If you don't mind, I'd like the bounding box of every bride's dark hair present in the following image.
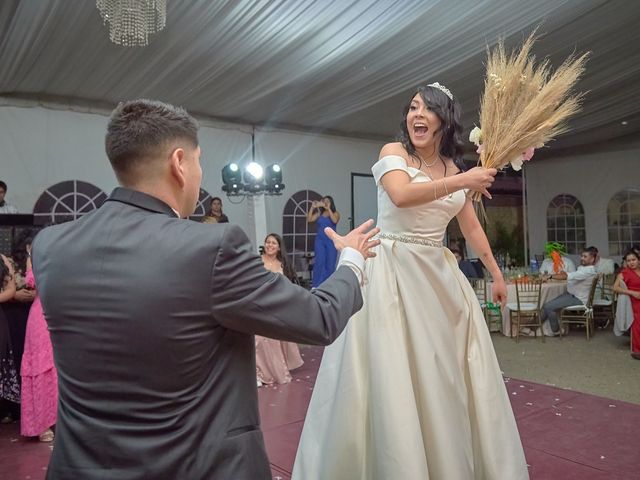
[397,84,466,174]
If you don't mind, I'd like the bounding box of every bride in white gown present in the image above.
[292,83,529,479]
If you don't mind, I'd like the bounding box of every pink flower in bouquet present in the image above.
[522,147,535,161]
[470,126,537,171]
[510,147,536,171]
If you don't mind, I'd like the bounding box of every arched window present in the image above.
[33,180,107,225]
[546,194,585,254]
[607,188,640,256]
[282,190,322,279]
[189,188,214,221]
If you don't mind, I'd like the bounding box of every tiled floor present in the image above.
[2,345,638,479]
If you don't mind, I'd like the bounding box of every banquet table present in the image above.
[486,280,568,336]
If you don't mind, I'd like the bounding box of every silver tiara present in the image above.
[427,82,453,101]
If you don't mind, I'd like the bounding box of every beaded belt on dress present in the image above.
[376,232,443,248]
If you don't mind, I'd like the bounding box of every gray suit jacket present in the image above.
[33,187,363,480]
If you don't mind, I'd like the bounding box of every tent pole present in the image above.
[522,166,529,267]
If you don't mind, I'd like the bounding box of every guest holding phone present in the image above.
[307,196,340,287]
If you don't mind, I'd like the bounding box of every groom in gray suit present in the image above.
[32,99,379,480]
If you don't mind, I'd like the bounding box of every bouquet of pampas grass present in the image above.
[469,32,588,201]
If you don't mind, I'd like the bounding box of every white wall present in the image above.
[526,144,640,259]
[1,105,117,207]
[255,128,380,236]
[7,103,637,258]
[0,103,381,242]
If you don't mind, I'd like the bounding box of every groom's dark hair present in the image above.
[106,99,199,183]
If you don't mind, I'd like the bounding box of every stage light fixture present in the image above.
[221,163,241,194]
[244,162,264,180]
[243,162,265,193]
[265,163,284,194]
[220,161,284,196]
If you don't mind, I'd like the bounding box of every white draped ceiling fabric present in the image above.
[0,0,639,154]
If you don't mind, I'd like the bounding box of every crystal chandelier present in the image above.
[96,0,166,47]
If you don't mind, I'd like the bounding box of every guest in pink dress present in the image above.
[256,234,304,386]
[20,252,57,442]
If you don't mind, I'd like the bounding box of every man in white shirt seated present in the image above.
[539,254,576,274]
[540,247,598,335]
[0,181,18,214]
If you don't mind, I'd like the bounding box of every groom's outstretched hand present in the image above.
[325,219,380,259]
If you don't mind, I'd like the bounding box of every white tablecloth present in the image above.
[487,280,567,336]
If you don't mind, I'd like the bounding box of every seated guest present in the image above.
[0,181,18,214]
[620,245,640,269]
[255,233,304,386]
[613,250,640,359]
[540,247,598,336]
[539,255,576,274]
[450,246,481,279]
[201,197,229,224]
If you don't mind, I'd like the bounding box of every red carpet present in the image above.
[1,345,638,479]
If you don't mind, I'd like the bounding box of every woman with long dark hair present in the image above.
[202,197,229,224]
[614,250,640,359]
[261,233,298,283]
[6,230,37,366]
[255,234,304,386]
[294,83,528,479]
[307,195,340,287]
[0,254,19,411]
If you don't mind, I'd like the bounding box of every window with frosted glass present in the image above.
[546,194,585,254]
[607,188,640,256]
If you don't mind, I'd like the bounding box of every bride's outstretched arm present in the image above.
[378,145,496,208]
[456,200,507,304]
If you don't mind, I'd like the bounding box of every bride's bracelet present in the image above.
[434,178,450,201]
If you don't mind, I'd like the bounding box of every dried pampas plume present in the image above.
[473,31,589,200]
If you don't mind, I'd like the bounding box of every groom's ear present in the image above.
[168,147,187,190]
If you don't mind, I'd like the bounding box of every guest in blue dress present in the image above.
[307,196,340,287]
